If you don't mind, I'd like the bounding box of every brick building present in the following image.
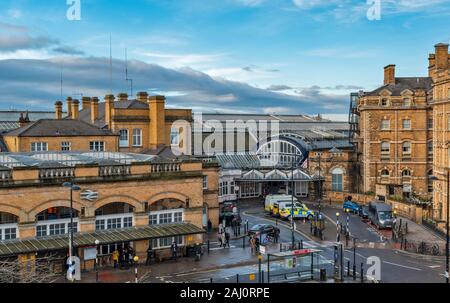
[0,152,219,269]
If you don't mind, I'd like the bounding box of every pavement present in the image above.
[63,198,448,283]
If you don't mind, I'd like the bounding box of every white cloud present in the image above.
[136,51,226,68]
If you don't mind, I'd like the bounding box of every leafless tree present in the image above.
[0,254,63,283]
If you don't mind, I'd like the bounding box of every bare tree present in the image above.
[0,254,63,283]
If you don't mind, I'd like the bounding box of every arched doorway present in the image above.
[0,212,18,241]
[36,207,79,238]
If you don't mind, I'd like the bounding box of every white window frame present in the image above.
[119,129,129,147]
[0,223,18,241]
[170,129,180,146]
[381,142,390,157]
[203,176,209,190]
[31,142,48,152]
[36,218,79,238]
[95,213,134,231]
[380,119,390,130]
[61,141,71,151]
[90,141,105,152]
[402,142,412,155]
[132,129,142,147]
[148,209,185,226]
[402,119,411,130]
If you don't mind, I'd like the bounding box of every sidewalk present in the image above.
[396,217,445,245]
[69,235,260,283]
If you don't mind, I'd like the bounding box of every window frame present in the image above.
[119,129,129,147]
[89,141,105,152]
[132,129,142,147]
[31,142,48,152]
[61,141,71,151]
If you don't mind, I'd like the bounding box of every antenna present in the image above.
[60,62,63,100]
[109,34,113,94]
[125,48,133,97]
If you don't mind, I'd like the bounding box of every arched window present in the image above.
[402,169,412,177]
[381,169,389,177]
[331,167,344,192]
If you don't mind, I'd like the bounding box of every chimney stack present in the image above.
[91,97,99,124]
[104,94,115,129]
[118,93,128,102]
[148,95,166,149]
[82,97,91,111]
[435,43,449,70]
[71,100,80,120]
[137,92,148,103]
[55,101,63,120]
[66,97,73,118]
[384,65,396,85]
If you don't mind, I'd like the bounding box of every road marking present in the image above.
[383,261,422,271]
[176,268,219,277]
[429,265,441,269]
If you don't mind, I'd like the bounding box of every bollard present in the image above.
[405,222,408,234]
[243,236,246,249]
[207,240,210,254]
[210,278,213,283]
[300,240,304,249]
[347,261,351,277]
[280,243,282,252]
[261,270,265,283]
[360,263,364,283]
[236,274,240,283]
[353,263,356,280]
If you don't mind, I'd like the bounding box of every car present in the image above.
[247,224,280,238]
[358,205,369,219]
[276,203,315,221]
[343,201,360,213]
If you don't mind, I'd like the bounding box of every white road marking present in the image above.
[383,261,422,271]
[429,265,441,269]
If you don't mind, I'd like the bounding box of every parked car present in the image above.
[358,205,369,220]
[368,201,396,229]
[247,224,280,238]
[343,201,360,213]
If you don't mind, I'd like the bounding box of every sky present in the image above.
[1,0,450,120]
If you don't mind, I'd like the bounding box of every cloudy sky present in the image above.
[1,0,450,120]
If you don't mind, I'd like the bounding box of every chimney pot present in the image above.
[82,97,91,110]
[435,43,449,70]
[91,97,99,124]
[104,94,115,129]
[118,93,128,102]
[71,100,80,120]
[66,97,73,118]
[137,92,148,102]
[55,101,63,120]
[384,64,396,85]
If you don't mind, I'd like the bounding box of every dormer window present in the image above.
[381,98,388,107]
[403,98,411,107]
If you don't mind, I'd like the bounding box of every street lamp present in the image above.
[62,182,81,260]
[133,256,139,283]
[94,239,100,283]
[429,173,449,284]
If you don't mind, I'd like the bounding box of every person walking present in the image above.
[225,231,231,248]
[146,244,154,266]
[112,249,119,269]
[207,219,212,233]
[231,217,238,237]
[221,230,226,248]
[255,237,260,254]
[250,236,256,254]
[218,231,223,247]
[171,241,178,260]
[128,247,134,266]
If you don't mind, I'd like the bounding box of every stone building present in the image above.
[429,43,450,225]
[0,152,219,269]
[352,65,434,200]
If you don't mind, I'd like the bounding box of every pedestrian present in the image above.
[218,223,223,234]
[218,231,223,247]
[128,247,134,265]
[207,219,212,233]
[255,237,260,254]
[274,229,280,244]
[221,230,226,248]
[120,247,127,269]
[225,232,230,248]
[112,249,119,269]
[237,216,242,235]
[250,236,256,254]
[171,241,178,260]
[146,244,154,265]
[231,217,237,237]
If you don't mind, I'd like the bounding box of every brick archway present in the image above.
[147,192,190,206]
[27,199,84,222]
[0,204,26,223]
[93,195,144,213]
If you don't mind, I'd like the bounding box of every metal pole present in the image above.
[258,255,262,283]
[69,185,74,257]
[360,263,364,283]
[135,264,138,283]
[318,153,321,214]
[340,244,344,281]
[353,238,356,280]
[446,170,449,283]
[336,215,340,243]
[291,162,295,248]
[267,255,270,283]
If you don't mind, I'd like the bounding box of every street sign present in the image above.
[80,190,99,202]
[84,247,97,261]
[260,245,267,255]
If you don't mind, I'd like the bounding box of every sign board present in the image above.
[259,245,267,255]
[80,190,99,202]
[84,247,97,261]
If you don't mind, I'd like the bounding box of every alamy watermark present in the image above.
[67,0,81,21]
[367,0,382,21]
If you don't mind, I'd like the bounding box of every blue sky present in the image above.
[1,0,450,119]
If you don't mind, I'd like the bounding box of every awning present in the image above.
[0,223,205,256]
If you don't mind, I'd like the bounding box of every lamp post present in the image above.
[429,172,449,284]
[62,182,81,260]
[134,256,139,283]
[94,239,100,283]
[318,152,322,214]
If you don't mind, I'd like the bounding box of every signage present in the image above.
[80,190,99,202]
[293,249,313,255]
[259,245,267,255]
[84,247,97,261]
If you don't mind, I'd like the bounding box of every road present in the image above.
[154,199,447,283]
